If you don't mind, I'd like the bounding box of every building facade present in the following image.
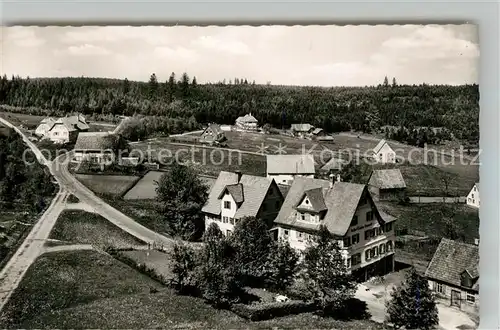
[266,154,316,186]
[73,132,126,165]
[372,139,396,164]
[291,123,314,139]
[37,114,89,144]
[202,171,284,236]
[273,177,397,282]
[425,238,479,315]
[199,124,226,145]
[235,113,259,131]
[466,183,480,208]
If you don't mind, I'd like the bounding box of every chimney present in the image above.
[236,170,242,182]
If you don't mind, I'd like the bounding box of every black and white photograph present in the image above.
[0,24,479,329]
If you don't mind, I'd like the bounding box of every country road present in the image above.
[0,189,69,311]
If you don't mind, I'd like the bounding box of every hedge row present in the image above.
[230,300,317,321]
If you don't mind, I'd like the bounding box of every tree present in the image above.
[440,172,454,197]
[195,232,242,307]
[166,72,176,103]
[169,240,197,293]
[192,76,197,86]
[203,222,223,243]
[123,78,130,95]
[148,73,159,99]
[230,216,274,286]
[180,72,190,98]
[386,267,439,329]
[266,239,299,290]
[155,162,209,240]
[300,226,356,316]
[383,76,389,87]
[392,77,397,87]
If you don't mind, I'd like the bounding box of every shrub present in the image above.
[230,300,317,321]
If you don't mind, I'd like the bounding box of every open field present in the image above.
[49,210,145,248]
[75,174,140,197]
[124,171,216,200]
[378,202,479,243]
[0,250,385,329]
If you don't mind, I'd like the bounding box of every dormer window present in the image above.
[305,199,309,205]
[224,201,231,209]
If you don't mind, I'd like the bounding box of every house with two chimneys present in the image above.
[368,169,407,201]
[201,171,284,236]
[273,175,397,281]
[199,124,226,145]
[372,139,396,164]
[266,154,316,186]
[425,238,479,314]
[235,113,259,131]
[35,114,89,144]
[466,182,480,208]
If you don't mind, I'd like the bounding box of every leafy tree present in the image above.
[148,73,159,99]
[229,216,274,286]
[266,239,300,290]
[203,222,224,243]
[386,267,439,329]
[155,162,208,241]
[300,226,356,316]
[195,232,242,307]
[169,240,197,293]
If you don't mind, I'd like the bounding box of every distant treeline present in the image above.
[0,74,479,144]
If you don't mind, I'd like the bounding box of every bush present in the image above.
[230,300,317,321]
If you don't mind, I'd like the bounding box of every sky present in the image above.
[1,24,479,86]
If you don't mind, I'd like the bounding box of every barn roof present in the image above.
[368,169,407,189]
[291,123,314,132]
[74,132,121,151]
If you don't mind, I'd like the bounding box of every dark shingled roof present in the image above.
[274,177,394,236]
[368,169,407,189]
[298,187,327,213]
[220,183,244,203]
[425,238,479,291]
[74,132,121,151]
[202,171,277,219]
[277,184,290,198]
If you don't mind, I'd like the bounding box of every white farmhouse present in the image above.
[235,113,259,131]
[202,171,284,236]
[273,176,397,282]
[34,117,56,137]
[466,182,480,208]
[266,154,315,186]
[73,132,126,165]
[372,139,396,164]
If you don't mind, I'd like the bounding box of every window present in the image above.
[435,283,444,294]
[352,234,360,244]
[224,201,231,209]
[379,243,386,255]
[301,213,305,221]
[365,250,371,261]
[346,258,351,268]
[283,230,289,237]
[385,222,393,232]
[372,247,378,258]
[343,237,351,248]
[386,241,393,251]
[234,218,238,225]
[467,294,476,303]
[282,179,287,183]
[366,211,374,222]
[472,193,474,198]
[229,218,234,225]
[351,215,358,226]
[226,230,232,236]
[474,186,477,191]
[365,229,375,240]
[351,253,361,266]
[297,232,304,242]
[305,199,309,205]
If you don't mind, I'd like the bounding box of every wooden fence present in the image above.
[407,196,466,204]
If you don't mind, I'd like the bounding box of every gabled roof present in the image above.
[202,171,276,219]
[74,132,121,151]
[425,238,479,291]
[40,117,56,125]
[274,177,393,236]
[312,128,324,135]
[219,183,244,203]
[320,157,348,171]
[48,114,89,132]
[203,123,223,136]
[373,139,392,154]
[266,154,315,175]
[368,169,406,189]
[297,187,327,213]
[291,123,314,132]
[236,113,258,123]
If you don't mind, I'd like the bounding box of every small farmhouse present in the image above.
[202,171,284,236]
[466,182,480,208]
[235,113,259,131]
[425,238,479,314]
[38,114,90,144]
[34,117,56,137]
[199,124,226,145]
[367,169,407,201]
[273,176,397,281]
[291,123,314,139]
[266,154,315,186]
[372,139,396,164]
[73,132,127,165]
